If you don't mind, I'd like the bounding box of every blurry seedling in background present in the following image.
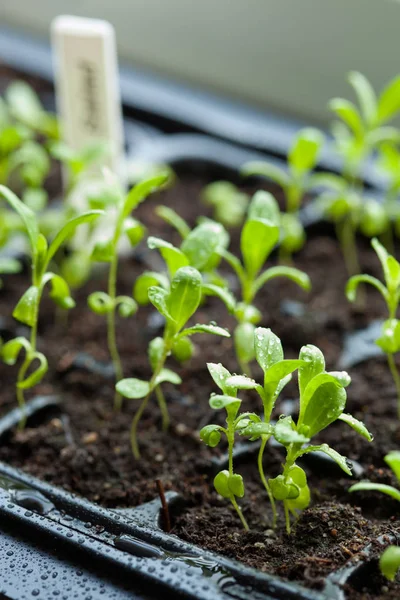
[0,257,21,289]
[88,173,169,411]
[201,181,249,228]
[0,185,102,428]
[117,266,230,458]
[346,238,400,417]
[242,128,324,262]
[329,71,400,185]
[216,191,310,374]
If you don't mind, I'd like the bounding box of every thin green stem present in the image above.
[230,495,249,531]
[155,385,170,431]
[283,501,291,534]
[16,293,40,430]
[257,436,277,528]
[336,218,360,277]
[238,357,252,377]
[387,353,400,420]
[108,253,124,411]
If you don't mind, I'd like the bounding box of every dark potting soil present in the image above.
[0,65,399,598]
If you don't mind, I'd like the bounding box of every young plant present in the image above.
[346,238,400,416]
[379,545,400,582]
[259,344,372,533]
[218,191,310,374]
[200,381,249,530]
[88,173,169,411]
[242,128,324,261]
[201,181,249,228]
[201,328,304,528]
[0,185,102,427]
[376,142,400,251]
[329,71,400,184]
[117,266,230,458]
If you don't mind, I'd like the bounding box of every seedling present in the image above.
[376,142,400,251]
[117,265,230,458]
[217,191,310,374]
[242,128,324,261]
[0,184,102,427]
[88,173,169,411]
[346,238,400,416]
[50,140,109,192]
[329,71,400,184]
[200,381,249,530]
[379,546,400,582]
[201,328,304,528]
[260,344,372,533]
[201,181,249,228]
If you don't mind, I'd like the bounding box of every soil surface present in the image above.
[0,64,399,598]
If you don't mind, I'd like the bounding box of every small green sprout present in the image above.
[263,344,371,533]
[200,383,249,530]
[329,71,400,184]
[117,266,230,458]
[201,181,249,228]
[242,128,324,261]
[0,185,102,427]
[88,173,169,411]
[346,238,400,416]
[349,450,400,501]
[218,191,310,374]
[380,546,400,582]
[5,81,59,140]
[350,451,400,581]
[50,140,109,192]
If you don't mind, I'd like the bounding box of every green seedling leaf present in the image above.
[241,219,279,279]
[235,302,261,324]
[380,546,400,582]
[329,99,363,138]
[280,213,306,254]
[254,327,284,373]
[116,378,150,399]
[148,337,165,371]
[239,421,274,440]
[122,173,169,218]
[287,482,311,512]
[234,322,256,366]
[171,336,194,362]
[200,424,223,447]
[299,374,347,437]
[0,185,38,255]
[242,162,290,189]
[274,416,310,445]
[148,286,174,322]
[348,71,377,125]
[154,368,182,386]
[43,273,75,310]
[345,274,387,304]
[91,239,115,263]
[207,362,235,395]
[115,295,137,318]
[385,451,400,483]
[349,482,400,502]
[124,218,145,247]
[298,344,325,398]
[23,188,48,212]
[338,413,373,441]
[213,470,231,498]
[181,220,229,271]
[202,283,237,313]
[178,323,230,338]
[18,351,48,389]
[1,337,31,365]
[247,191,280,225]
[155,205,191,239]
[225,374,261,391]
[253,265,311,296]
[46,210,103,268]
[209,394,241,417]
[133,271,169,305]
[360,199,389,237]
[289,128,324,172]
[377,75,400,124]
[300,443,352,476]
[13,285,39,326]
[88,291,114,315]
[148,236,189,277]
[376,319,400,354]
[167,266,202,331]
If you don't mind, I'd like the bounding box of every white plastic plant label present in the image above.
[51,15,124,183]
